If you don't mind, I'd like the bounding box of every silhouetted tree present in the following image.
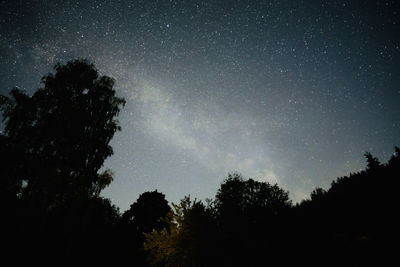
[122,190,171,235]
[215,173,291,226]
[116,191,171,266]
[144,174,293,266]
[214,173,292,265]
[0,59,125,208]
[0,59,125,262]
[364,151,381,170]
[294,148,400,267]
[143,196,217,267]
[0,134,23,199]
[310,187,327,201]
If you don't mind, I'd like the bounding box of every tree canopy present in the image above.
[0,59,125,207]
[143,196,217,267]
[122,190,171,235]
[0,59,125,263]
[216,173,291,216]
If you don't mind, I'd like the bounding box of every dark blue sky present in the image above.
[1,0,399,210]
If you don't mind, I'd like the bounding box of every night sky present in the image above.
[1,0,399,211]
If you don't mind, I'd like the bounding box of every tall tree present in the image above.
[0,59,125,207]
[0,59,125,262]
[364,152,381,170]
[215,173,291,223]
[122,190,171,235]
[143,196,217,267]
[215,173,292,266]
[118,191,171,266]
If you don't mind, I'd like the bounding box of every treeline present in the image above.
[0,60,397,266]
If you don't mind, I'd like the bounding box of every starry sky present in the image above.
[1,0,399,211]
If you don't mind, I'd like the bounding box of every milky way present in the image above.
[1,0,399,210]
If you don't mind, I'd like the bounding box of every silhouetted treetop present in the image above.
[0,59,125,204]
[216,173,291,216]
[310,187,327,202]
[364,151,381,170]
[122,190,171,235]
[143,196,217,267]
[388,146,400,165]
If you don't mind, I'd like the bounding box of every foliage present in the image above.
[0,59,125,207]
[144,175,292,266]
[294,148,400,266]
[216,173,291,215]
[364,151,381,170]
[122,190,171,235]
[0,59,125,262]
[143,196,216,267]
